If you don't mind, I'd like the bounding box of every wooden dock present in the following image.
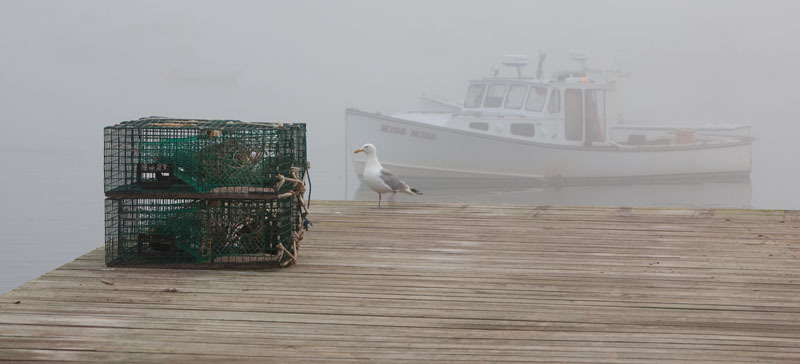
[1,201,799,363]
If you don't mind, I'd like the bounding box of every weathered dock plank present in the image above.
[1,201,799,363]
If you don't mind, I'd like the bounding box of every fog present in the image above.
[1,0,799,292]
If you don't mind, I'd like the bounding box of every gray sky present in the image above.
[1,0,798,202]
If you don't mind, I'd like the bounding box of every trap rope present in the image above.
[275,166,310,267]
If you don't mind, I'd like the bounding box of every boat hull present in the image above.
[346,109,752,180]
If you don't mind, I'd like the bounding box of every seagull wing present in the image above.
[379,168,410,191]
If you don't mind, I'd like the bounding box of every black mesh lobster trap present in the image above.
[105,197,303,267]
[104,117,307,196]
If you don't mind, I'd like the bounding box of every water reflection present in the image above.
[348,175,751,208]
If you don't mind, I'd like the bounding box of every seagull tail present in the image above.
[400,187,423,196]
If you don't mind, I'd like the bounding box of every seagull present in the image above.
[354,143,422,208]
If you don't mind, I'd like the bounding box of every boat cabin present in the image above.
[455,77,608,146]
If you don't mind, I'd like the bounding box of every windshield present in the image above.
[483,84,507,108]
[464,84,486,108]
[525,87,548,112]
[504,85,527,109]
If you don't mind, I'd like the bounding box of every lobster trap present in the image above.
[104,117,307,196]
[104,197,302,267]
[103,116,310,268]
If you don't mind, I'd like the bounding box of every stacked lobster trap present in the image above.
[104,117,308,267]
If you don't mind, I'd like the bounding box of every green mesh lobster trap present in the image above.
[104,117,307,196]
[105,197,302,267]
[103,117,309,268]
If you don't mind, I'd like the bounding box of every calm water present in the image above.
[346,176,753,208]
[0,146,102,294]
[0,124,796,294]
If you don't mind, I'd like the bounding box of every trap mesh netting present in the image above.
[103,117,309,267]
[104,117,307,195]
[105,197,302,267]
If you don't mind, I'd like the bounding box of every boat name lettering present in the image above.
[411,130,437,140]
[379,124,437,141]
[380,124,407,135]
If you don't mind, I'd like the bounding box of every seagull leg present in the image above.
[378,193,382,208]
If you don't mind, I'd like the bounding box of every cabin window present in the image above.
[565,89,583,141]
[469,122,489,130]
[524,87,548,112]
[547,88,560,113]
[483,84,507,108]
[510,123,535,137]
[585,89,605,142]
[504,85,527,109]
[464,84,486,108]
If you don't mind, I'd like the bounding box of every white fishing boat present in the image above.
[346,52,753,182]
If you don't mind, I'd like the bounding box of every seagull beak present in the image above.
[354,149,363,154]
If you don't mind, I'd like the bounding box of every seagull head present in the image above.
[354,143,377,156]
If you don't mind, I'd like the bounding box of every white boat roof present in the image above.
[468,76,607,89]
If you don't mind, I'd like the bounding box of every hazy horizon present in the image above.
[2,1,799,200]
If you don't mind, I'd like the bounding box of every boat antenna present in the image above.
[502,54,529,78]
[536,50,546,80]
